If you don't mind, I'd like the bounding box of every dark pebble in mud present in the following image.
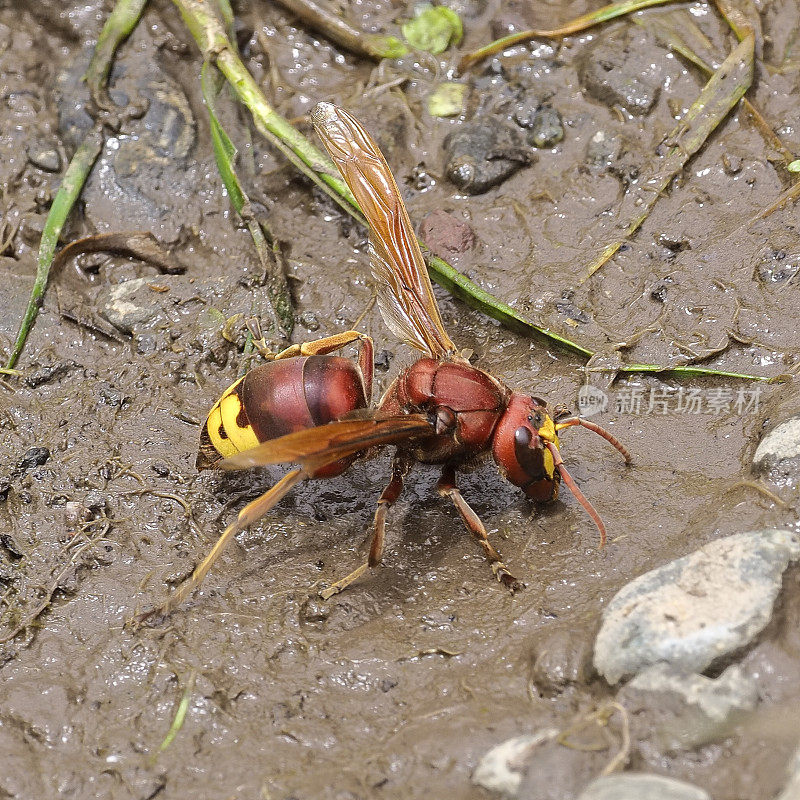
[299,311,320,331]
[23,360,73,389]
[527,106,564,148]
[375,349,393,371]
[756,249,800,284]
[579,29,663,115]
[513,94,564,149]
[419,209,476,256]
[444,120,533,194]
[16,448,50,475]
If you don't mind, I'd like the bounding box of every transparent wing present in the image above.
[219,414,435,473]
[311,102,456,358]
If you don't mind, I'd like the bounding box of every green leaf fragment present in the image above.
[787,159,800,172]
[402,5,463,54]
[428,82,467,117]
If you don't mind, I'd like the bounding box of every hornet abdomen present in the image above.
[198,355,368,475]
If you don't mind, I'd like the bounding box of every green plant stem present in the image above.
[201,61,294,336]
[156,671,196,755]
[174,0,361,221]
[270,0,407,59]
[6,129,103,369]
[84,0,149,108]
[458,0,675,72]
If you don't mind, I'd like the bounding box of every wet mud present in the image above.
[1,1,800,798]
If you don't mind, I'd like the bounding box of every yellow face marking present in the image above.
[543,444,555,480]
[537,415,558,445]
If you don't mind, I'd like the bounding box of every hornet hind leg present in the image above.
[138,468,305,623]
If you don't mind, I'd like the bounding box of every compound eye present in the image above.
[514,426,532,447]
[531,396,546,408]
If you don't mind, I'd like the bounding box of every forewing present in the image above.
[311,102,456,358]
[219,415,435,472]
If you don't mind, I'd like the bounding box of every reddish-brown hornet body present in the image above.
[146,103,631,618]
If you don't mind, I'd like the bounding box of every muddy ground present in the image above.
[1,0,800,798]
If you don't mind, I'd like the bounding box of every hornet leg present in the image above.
[138,468,305,623]
[249,327,375,400]
[320,454,408,600]
[437,465,521,591]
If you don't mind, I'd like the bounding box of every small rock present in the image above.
[419,209,476,257]
[618,664,758,752]
[576,773,710,800]
[530,627,592,695]
[776,744,800,800]
[722,153,743,175]
[299,311,320,331]
[579,29,663,115]
[444,120,533,194]
[472,730,559,797]
[755,250,800,285]
[585,130,621,170]
[754,416,800,468]
[594,530,800,683]
[527,106,564,149]
[26,139,62,172]
[16,447,50,475]
[99,278,165,334]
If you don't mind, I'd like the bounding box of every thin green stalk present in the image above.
[174,0,359,218]
[636,13,795,172]
[6,129,103,369]
[458,0,675,72]
[201,61,294,336]
[270,0,407,60]
[84,0,149,108]
[155,671,196,755]
[427,254,593,359]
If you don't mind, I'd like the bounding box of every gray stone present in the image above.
[618,664,758,752]
[444,120,533,194]
[530,627,592,695]
[472,730,559,797]
[99,278,164,334]
[754,416,800,468]
[26,140,62,172]
[626,664,757,721]
[594,530,800,683]
[579,29,664,115]
[527,106,564,149]
[576,773,710,800]
[776,744,800,800]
